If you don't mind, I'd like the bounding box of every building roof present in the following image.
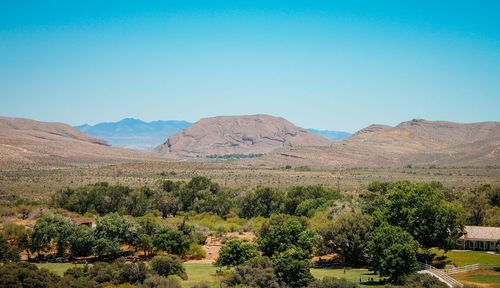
[460,226,500,241]
[71,216,93,224]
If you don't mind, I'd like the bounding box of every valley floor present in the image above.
[1,161,498,202]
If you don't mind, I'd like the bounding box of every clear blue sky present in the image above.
[1,1,499,132]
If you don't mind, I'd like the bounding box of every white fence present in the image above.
[445,264,480,275]
[418,262,464,288]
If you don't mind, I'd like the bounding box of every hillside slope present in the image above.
[0,116,153,169]
[154,115,333,157]
[252,119,500,168]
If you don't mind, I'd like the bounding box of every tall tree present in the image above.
[216,240,259,268]
[376,181,464,250]
[463,185,491,225]
[258,214,314,257]
[366,224,419,285]
[317,212,373,266]
[31,213,74,256]
[239,187,284,218]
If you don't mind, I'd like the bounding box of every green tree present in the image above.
[359,181,394,215]
[0,262,60,288]
[150,255,187,280]
[92,238,122,258]
[31,212,75,256]
[381,243,419,285]
[153,227,191,256]
[69,225,95,257]
[0,234,20,263]
[488,187,500,207]
[463,185,490,226]
[284,185,339,216]
[272,248,314,288]
[376,181,464,251]
[366,224,419,285]
[223,256,280,288]
[239,187,284,218]
[134,214,159,256]
[216,240,259,268]
[95,213,137,245]
[119,262,149,285]
[136,234,154,256]
[317,212,373,266]
[258,214,315,257]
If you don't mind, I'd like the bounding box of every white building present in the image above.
[456,226,500,251]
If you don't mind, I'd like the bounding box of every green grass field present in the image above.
[311,267,383,288]
[35,262,382,287]
[35,263,86,276]
[454,270,500,286]
[431,249,500,265]
[182,263,221,287]
[37,262,500,288]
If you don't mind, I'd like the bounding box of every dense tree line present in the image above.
[3,178,490,287]
[9,212,205,261]
[51,177,340,219]
[0,256,186,288]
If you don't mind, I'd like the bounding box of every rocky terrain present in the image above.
[253,119,500,168]
[0,116,153,169]
[154,114,333,157]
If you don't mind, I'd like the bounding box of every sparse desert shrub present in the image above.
[403,273,447,288]
[137,274,182,288]
[0,205,16,217]
[186,243,206,259]
[190,282,211,288]
[295,166,312,172]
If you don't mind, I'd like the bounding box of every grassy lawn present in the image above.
[36,262,383,287]
[182,263,221,288]
[454,270,500,287]
[431,249,500,265]
[35,263,86,276]
[311,268,384,288]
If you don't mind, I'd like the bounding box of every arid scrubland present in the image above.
[0,160,498,202]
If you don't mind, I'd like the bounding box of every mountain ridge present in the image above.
[0,116,153,169]
[154,114,333,157]
[75,118,350,150]
[251,118,500,168]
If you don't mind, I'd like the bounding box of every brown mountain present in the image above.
[0,116,152,169]
[154,114,333,157]
[252,119,500,168]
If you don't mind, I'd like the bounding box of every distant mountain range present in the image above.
[2,115,497,169]
[306,129,352,141]
[75,118,350,150]
[75,118,192,150]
